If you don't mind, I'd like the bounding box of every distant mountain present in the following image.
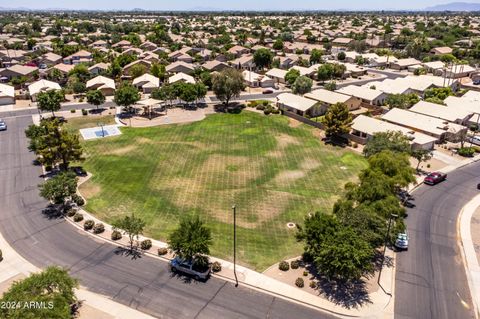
[424,2,480,11]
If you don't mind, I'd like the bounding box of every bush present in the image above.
[303,270,309,276]
[264,109,271,115]
[81,109,88,116]
[290,260,300,269]
[255,105,266,110]
[70,109,76,113]
[427,164,431,168]
[302,251,313,263]
[66,207,77,217]
[111,230,122,241]
[73,213,83,222]
[212,261,222,272]
[157,247,168,255]
[295,277,304,288]
[72,194,85,206]
[83,220,94,230]
[79,97,84,102]
[272,109,280,114]
[309,281,316,288]
[0,249,2,262]
[458,147,475,157]
[140,239,152,250]
[279,260,290,271]
[93,223,105,234]
[352,142,358,148]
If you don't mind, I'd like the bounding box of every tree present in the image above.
[37,89,64,117]
[363,131,411,158]
[26,118,83,170]
[151,63,166,81]
[193,82,207,106]
[367,150,416,189]
[129,64,147,78]
[39,171,78,210]
[322,102,353,137]
[71,81,86,94]
[285,68,300,86]
[317,63,334,82]
[385,93,420,109]
[114,82,140,113]
[178,82,196,105]
[424,87,453,101]
[309,48,323,64]
[0,266,78,319]
[112,214,146,251]
[86,89,106,110]
[47,68,64,82]
[273,38,284,51]
[168,215,212,262]
[292,75,313,95]
[411,149,433,172]
[212,68,245,107]
[68,64,90,82]
[324,81,337,91]
[253,48,273,69]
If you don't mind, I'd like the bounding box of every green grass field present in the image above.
[76,111,367,270]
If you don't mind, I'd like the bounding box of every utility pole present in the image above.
[232,205,238,287]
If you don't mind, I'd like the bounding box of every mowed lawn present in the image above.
[77,111,367,271]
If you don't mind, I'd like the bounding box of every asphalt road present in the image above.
[0,114,335,319]
[395,161,480,319]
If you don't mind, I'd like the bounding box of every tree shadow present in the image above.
[113,246,143,260]
[41,204,65,220]
[303,261,372,309]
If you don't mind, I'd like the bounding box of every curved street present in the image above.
[395,160,480,318]
[0,113,336,319]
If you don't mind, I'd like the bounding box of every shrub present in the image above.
[352,142,358,148]
[272,109,280,114]
[73,213,83,222]
[157,247,168,255]
[140,239,152,250]
[458,147,475,157]
[309,281,316,288]
[93,223,105,234]
[295,277,304,288]
[290,260,300,269]
[66,207,77,217]
[79,97,84,102]
[302,251,313,263]
[255,104,266,110]
[81,109,88,116]
[72,194,85,206]
[427,164,431,168]
[83,220,94,230]
[70,109,76,113]
[212,261,222,272]
[0,249,2,262]
[279,260,290,271]
[264,109,271,115]
[303,270,309,277]
[111,230,122,241]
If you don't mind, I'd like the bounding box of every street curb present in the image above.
[457,194,480,319]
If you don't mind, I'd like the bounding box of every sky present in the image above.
[1,0,478,11]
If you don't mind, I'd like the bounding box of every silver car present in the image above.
[0,119,6,131]
[395,232,409,250]
[170,257,211,280]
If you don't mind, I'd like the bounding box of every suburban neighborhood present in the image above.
[1,2,480,319]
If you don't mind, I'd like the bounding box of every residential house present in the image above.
[231,55,255,70]
[276,92,320,117]
[266,68,288,84]
[63,50,93,65]
[40,52,62,67]
[228,45,250,58]
[430,47,453,55]
[168,72,195,84]
[390,58,421,70]
[304,89,361,114]
[382,108,467,142]
[88,62,110,75]
[336,85,388,106]
[165,61,195,75]
[28,79,61,101]
[350,115,436,150]
[91,40,108,49]
[133,73,160,93]
[0,64,38,81]
[242,70,275,88]
[0,83,15,105]
[202,60,230,72]
[86,76,116,96]
[123,60,152,75]
[409,100,473,125]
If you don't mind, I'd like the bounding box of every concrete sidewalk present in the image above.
[0,225,155,319]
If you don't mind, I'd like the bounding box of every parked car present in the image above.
[262,88,274,94]
[473,80,480,85]
[170,257,211,281]
[468,136,480,146]
[424,172,447,185]
[395,231,409,250]
[0,119,6,131]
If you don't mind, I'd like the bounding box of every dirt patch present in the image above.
[136,137,154,144]
[288,117,302,128]
[105,145,137,156]
[300,158,320,171]
[276,134,300,148]
[273,170,306,184]
[79,182,101,199]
